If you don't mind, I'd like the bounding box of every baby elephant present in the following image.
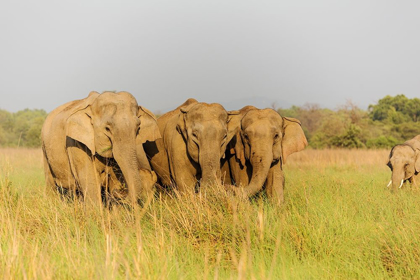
[387,135,420,190]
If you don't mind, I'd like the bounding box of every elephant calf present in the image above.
[387,135,420,190]
[223,106,308,205]
[41,91,161,206]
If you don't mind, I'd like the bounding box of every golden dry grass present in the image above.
[287,148,389,167]
[1,147,419,279]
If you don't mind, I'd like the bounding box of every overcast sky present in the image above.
[1,0,419,113]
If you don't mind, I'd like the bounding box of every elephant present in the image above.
[147,98,240,192]
[223,106,308,205]
[387,135,420,190]
[41,91,161,205]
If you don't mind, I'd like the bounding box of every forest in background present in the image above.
[0,94,419,149]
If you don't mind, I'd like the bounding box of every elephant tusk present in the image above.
[387,180,392,187]
[399,179,404,189]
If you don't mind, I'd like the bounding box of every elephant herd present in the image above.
[41,91,419,208]
[41,91,308,206]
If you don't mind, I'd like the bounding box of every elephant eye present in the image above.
[243,133,249,141]
[274,133,280,140]
[192,131,198,139]
[105,126,111,133]
[136,126,141,134]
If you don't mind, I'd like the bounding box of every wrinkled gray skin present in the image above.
[387,135,420,191]
[224,106,308,205]
[148,98,240,192]
[41,91,160,206]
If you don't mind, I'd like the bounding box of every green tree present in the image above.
[369,94,419,123]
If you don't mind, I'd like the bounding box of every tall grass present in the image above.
[1,148,420,279]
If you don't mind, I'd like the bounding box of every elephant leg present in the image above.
[43,157,56,192]
[42,144,77,199]
[42,144,59,194]
[411,174,419,189]
[171,160,198,193]
[105,166,126,200]
[108,168,156,201]
[221,158,232,185]
[166,140,198,192]
[138,169,157,198]
[67,142,102,206]
[99,162,121,203]
[265,161,285,206]
[228,156,251,187]
[173,170,197,193]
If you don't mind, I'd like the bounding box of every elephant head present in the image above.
[66,91,160,203]
[387,144,420,190]
[176,101,239,187]
[230,107,308,196]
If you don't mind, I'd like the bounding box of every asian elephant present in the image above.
[387,135,420,190]
[148,98,240,192]
[41,91,160,205]
[224,106,308,205]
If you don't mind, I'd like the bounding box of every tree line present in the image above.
[0,94,418,149]
[278,94,420,149]
[0,109,47,147]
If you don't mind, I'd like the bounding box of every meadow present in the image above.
[1,148,420,279]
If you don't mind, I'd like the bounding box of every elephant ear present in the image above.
[281,117,308,164]
[404,138,420,172]
[228,106,257,167]
[137,106,161,144]
[176,102,197,138]
[66,92,99,154]
[227,110,241,143]
[179,101,197,114]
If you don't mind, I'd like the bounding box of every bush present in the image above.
[331,124,365,148]
[366,136,399,149]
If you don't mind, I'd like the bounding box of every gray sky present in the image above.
[1,0,419,113]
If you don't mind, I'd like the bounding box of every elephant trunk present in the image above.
[391,167,405,191]
[199,149,222,187]
[243,148,273,197]
[113,138,144,204]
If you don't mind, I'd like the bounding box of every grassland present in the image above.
[1,148,420,279]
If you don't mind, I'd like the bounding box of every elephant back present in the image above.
[405,135,420,151]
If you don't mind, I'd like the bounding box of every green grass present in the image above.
[1,148,420,279]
